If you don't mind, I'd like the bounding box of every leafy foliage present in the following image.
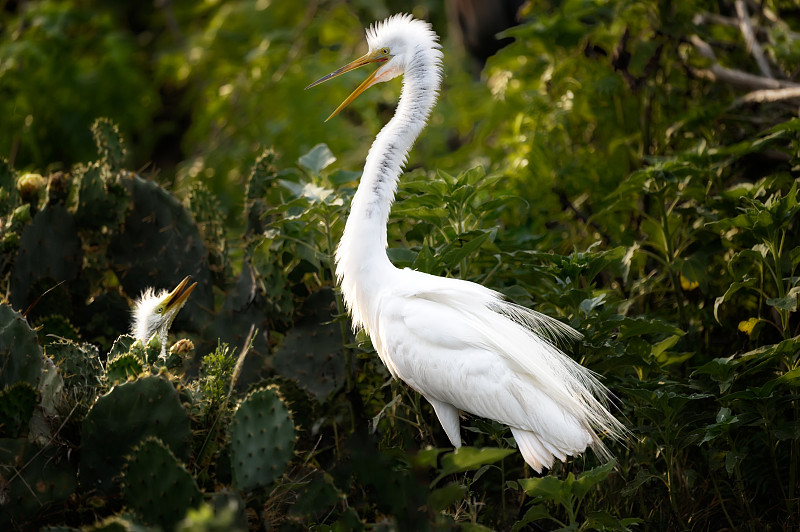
[2,0,800,530]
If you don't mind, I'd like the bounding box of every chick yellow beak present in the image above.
[163,276,197,313]
[306,50,391,121]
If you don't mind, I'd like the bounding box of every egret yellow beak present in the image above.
[163,276,197,313]
[305,50,391,121]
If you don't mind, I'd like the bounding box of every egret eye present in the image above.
[156,306,164,314]
[381,47,390,55]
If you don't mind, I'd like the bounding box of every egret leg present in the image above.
[427,397,462,448]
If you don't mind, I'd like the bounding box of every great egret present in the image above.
[307,14,625,472]
[131,275,197,359]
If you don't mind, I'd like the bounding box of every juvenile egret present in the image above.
[307,14,626,472]
[131,276,197,359]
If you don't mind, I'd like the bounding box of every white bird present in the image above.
[131,275,197,359]
[307,14,626,472]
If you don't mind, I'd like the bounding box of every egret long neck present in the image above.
[335,47,441,330]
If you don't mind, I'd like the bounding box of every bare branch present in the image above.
[735,0,773,78]
[732,86,800,107]
[689,35,799,92]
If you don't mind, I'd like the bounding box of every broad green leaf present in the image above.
[579,294,607,315]
[298,143,336,175]
[620,468,659,496]
[438,230,491,269]
[617,317,684,339]
[517,474,569,501]
[766,286,800,312]
[714,276,757,323]
[572,459,616,500]
[432,447,515,485]
[427,482,466,513]
[651,335,680,359]
[301,182,336,204]
[511,504,553,532]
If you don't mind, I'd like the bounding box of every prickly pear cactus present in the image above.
[245,148,278,238]
[45,171,71,206]
[108,175,213,333]
[34,314,81,344]
[106,334,136,360]
[229,385,296,491]
[188,181,228,283]
[0,381,38,437]
[0,438,77,530]
[251,241,294,325]
[72,118,129,230]
[46,340,102,389]
[81,375,191,493]
[272,289,345,402]
[91,118,127,171]
[8,204,82,316]
[0,157,17,216]
[122,436,202,530]
[0,303,43,388]
[262,376,318,442]
[105,352,144,383]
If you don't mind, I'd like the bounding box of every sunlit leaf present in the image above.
[299,143,336,175]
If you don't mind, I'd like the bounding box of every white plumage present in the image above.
[307,13,626,472]
[130,276,196,359]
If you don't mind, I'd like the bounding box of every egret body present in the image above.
[307,14,625,472]
[131,276,197,359]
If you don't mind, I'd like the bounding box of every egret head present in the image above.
[131,276,197,344]
[305,13,441,121]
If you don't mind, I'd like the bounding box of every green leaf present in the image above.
[431,447,515,485]
[572,459,616,500]
[438,230,491,270]
[714,276,758,323]
[517,474,572,511]
[620,469,659,497]
[328,169,361,186]
[617,317,684,339]
[427,482,466,513]
[298,143,336,175]
[766,286,800,312]
[511,504,553,532]
[651,335,680,359]
[579,294,607,315]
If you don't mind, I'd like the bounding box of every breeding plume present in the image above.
[131,276,196,359]
[307,14,625,472]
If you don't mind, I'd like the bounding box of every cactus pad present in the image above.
[107,334,136,360]
[81,375,191,493]
[8,204,82,313]
[108,175,213,332]
[0,157,18,216]
[46,340,102,389]
[272,289,345,401]
[0,381,38,437]
[0,303,43,388]
[229,385,296,491]
[91,118,127,171]
[34,314,81,344]
[0,438,77,530]
[105,352,144,383]
[122,436,201,530]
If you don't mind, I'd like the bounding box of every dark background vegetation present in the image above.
[2,0,800,530]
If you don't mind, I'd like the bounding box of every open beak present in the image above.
[306,50,390,121]
[163,276,197,313]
